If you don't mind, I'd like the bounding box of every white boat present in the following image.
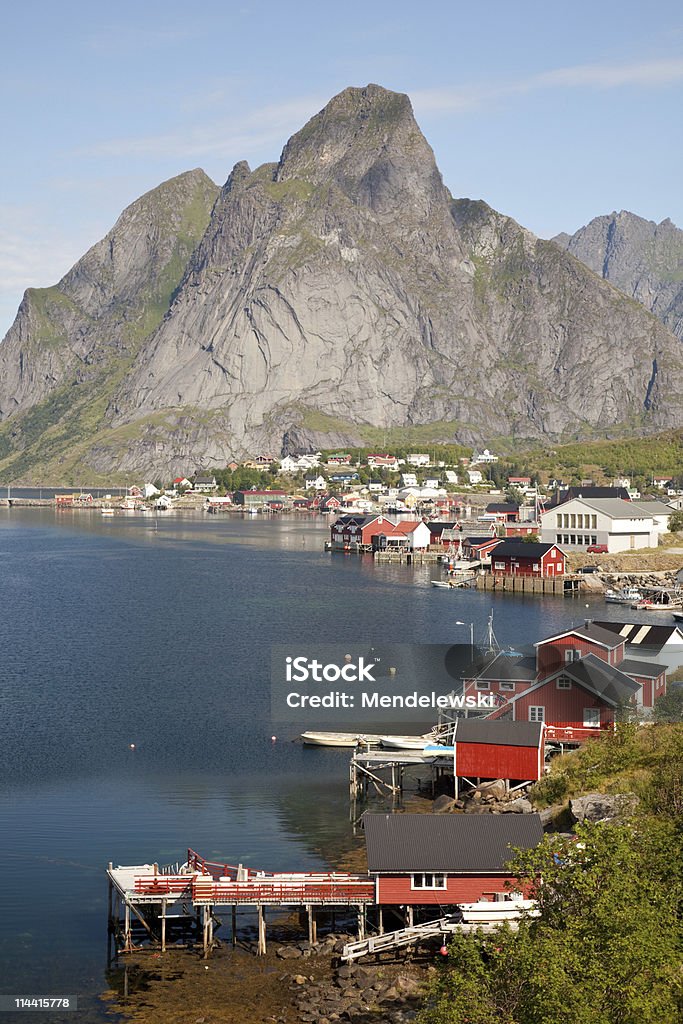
[459,898,539,923]
[604,586,643,604]
[379,733,436,750]
[301,731,383,748]
[100,505,115,516]
[431,581,452,588]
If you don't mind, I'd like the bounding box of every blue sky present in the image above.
[1,0,682,336]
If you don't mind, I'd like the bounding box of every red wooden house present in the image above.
[453,720,546,783]
[462,536,503,561]
[363,813,543,906]
[471,621,667,739]
[330,514,394,550]
[491,541,565,577]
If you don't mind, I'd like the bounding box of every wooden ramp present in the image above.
[340,916,498,961]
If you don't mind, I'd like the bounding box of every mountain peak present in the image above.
[276,83,444,214]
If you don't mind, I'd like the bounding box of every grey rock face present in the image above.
[553,211,683,340]
[569,792,639,823]
[1,85,683,479]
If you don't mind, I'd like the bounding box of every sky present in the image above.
[1,0,682,336]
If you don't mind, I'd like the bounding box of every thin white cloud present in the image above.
[412,56,683,116]
[78,94,329,163]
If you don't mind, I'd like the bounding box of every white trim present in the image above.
[583,708,601,728]
[529,706,545,723]
[410,873,447,890]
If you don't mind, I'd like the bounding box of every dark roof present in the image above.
[491,541,558,558]
[486,503,519,513]
[474,652,537,683]
[463,536,502,546]
[559,654,640,705]
[428,521,459,534]
[547,486,631,508]
[363,813,543,873]
[592,621,683,649]
[537,621,625,650]
[618,658,667,678]
[455,719,544,748]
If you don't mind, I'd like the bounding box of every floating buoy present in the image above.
[271,736,277,742]
[129,743,136,750]
[440,945,448,957]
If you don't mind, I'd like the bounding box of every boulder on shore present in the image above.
[569,792,639,823]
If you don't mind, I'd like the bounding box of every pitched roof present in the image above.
[547,486,631,508]
[618,658,668,678]
[473,652,537,682]
[486,503,519,513]
[549,655,639,705]
[363,813,543,873]
[591,620,683,649]
[536,621,625,650]
[561,497,652,518]
[454,719,544,748]
[491,541,559,558]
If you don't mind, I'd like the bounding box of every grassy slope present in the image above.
[530,722,683,809]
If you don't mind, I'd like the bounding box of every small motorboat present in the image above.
[380,733,437,751]
[605,586,643,604]
[459,898,539,923]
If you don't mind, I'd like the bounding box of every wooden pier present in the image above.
[107,850,374,959]
[476,573,583,596]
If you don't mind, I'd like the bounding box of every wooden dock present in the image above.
[107,850,374,959]
[476,573,583,596]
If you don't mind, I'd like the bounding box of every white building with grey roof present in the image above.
[539,496,668,553]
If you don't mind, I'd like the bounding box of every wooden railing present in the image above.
[192,878,375,904]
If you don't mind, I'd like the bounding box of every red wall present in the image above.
[455,742,542,782]
[513,679,613,730]
[376,874,518,905]
[536,634,624,676]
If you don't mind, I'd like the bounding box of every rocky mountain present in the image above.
[553,211,683,340]
[1,85,682,481]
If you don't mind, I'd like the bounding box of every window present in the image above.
[494,561,505,570]
[591,515,597,529]
[411,873,447,889]
[591,535,597,545]
[476,681,490,691]
[583,708,600,728]
[556,676,571,690]
[564,649,581,662]
[529,706,545,722]
[500,681,515,691]
[556,515,562,529]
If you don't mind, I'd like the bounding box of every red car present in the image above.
[586,544,608,554]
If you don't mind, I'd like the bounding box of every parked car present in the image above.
[579,565,600,573]
[586,544,608,554]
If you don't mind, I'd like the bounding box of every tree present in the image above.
[419,820,683,1024]
[669,510,683,533]
[654,687,683,723]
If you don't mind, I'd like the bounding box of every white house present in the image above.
[402,473,418,487]
[305,475,327,491]
[142,483,161,499]
[407,453,430,467]
[467,469,483,485]
[444,471,459,485]
[540,497,659,553]
[279,456,300,473]
[424,477,440,489]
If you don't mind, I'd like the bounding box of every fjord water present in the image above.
[0,510,645,1018]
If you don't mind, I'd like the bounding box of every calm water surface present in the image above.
[0,509,658,1019]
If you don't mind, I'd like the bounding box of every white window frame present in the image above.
[583,708,601,728]
[475,681,491,691]
[556,676,571,690]
[500,681,515,691]
[410,873,447,890]
[564,649,581,663]
[529,706,545,723]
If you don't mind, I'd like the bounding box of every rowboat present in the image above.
[380,733,436,750]
[301,731,383,748]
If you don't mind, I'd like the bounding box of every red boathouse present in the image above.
[363,813,543,906]
[453,719,546,784]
